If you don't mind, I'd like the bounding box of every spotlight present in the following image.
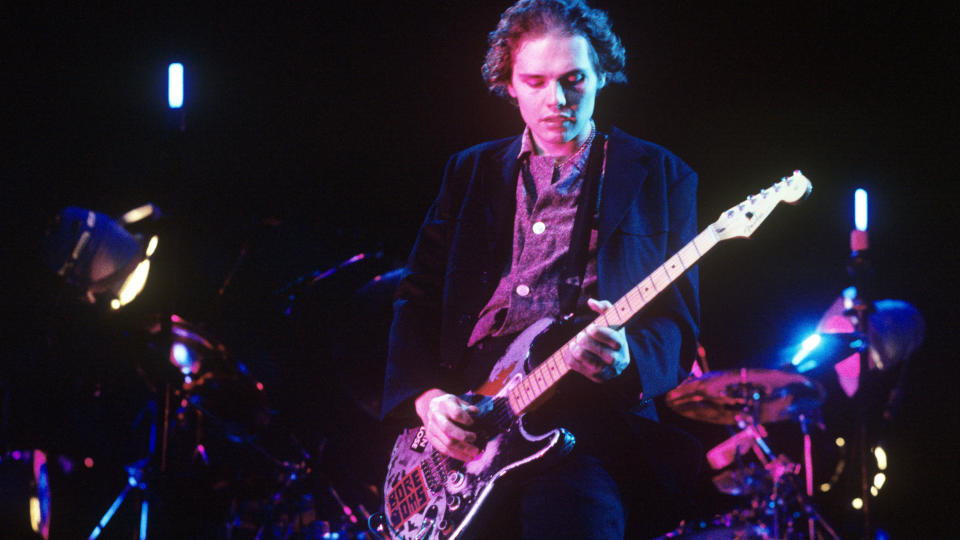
[43,205,160,309]
[782,331,863,374]
[874,446,888,470]
[873,472,886,489]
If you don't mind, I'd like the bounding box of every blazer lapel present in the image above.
[598,128,651,249]
[485,136,522,261]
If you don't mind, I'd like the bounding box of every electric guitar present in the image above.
[377,171,813,540]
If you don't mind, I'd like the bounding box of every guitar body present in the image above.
[383,318,575,540]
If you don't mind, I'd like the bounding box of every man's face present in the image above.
[508,32,605,155]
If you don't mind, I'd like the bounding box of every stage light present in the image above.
[111,247,155,310]
[121,203,160,225]
[851,497,863,510]
[870,486,879,496]
[44,206,160,309]
[874,472,886,489]
[855,188,868,231]
[167,316,222,380]
[820,483,831,493]
[781,330,863,374]
[146,235,158,257]
[874,446,887,470]
[171,342,194,371]
[835,437,846,448]
[792,334,821,366]
[168,63,184,109]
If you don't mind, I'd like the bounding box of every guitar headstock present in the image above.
[711,171,812,241]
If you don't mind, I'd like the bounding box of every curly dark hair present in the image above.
[482,0,627,102]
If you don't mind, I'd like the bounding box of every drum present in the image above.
[656,511,769,539]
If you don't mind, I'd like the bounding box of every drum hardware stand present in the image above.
[798,413,840,540]
[89,392,166,540]
[848,225,874,538]
[732,389,840,540]
[244,460,310,540]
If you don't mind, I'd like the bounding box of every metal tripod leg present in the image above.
[88,394,158,540]
[88,476,149,540]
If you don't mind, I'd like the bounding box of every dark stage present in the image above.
[2,1,957,538]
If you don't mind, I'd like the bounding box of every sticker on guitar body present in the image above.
[386,466,430,529]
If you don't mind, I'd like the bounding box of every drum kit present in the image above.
[658,367,840,539]
[9,206,922,539]
[655,292,925,539]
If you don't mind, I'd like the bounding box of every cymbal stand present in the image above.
[732,373,777,466]
[733,382,781,537]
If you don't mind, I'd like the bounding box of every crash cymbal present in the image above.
[665,368,825,425]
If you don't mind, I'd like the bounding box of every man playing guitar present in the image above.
[382,1,700,537]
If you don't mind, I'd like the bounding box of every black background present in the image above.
[3,1,957,538]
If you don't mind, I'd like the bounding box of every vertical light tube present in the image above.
[855,188,868,231]
[168,63,184,109]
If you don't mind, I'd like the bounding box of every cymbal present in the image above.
[665,368,825,425]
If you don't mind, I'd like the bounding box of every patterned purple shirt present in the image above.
[468,125,601,346]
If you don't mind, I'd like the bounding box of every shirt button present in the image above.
[515,284,530,297]
[532,221,546,235]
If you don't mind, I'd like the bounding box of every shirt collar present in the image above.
[517,120,596,161]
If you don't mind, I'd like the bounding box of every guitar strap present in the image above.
[557,131,606,318]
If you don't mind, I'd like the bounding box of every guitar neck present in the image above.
[506,225,720,415]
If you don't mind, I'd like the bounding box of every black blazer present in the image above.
[382,127,700,425]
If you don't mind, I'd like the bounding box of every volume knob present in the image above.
[446,470,465,489]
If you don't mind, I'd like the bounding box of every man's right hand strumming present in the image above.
[415,388,481,462]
